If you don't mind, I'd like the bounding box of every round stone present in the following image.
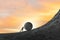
[24,22,33,31]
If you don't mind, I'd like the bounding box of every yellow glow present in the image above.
[0,0,60,33]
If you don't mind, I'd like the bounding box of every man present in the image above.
[21,22,33,32]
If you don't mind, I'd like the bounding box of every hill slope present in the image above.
[0,10,60,40]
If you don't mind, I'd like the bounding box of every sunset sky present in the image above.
[0,0,60,33]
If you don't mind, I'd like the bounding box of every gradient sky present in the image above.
[0,0,60,33]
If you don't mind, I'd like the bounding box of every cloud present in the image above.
[27,0,43,9]
[0,13,10,18]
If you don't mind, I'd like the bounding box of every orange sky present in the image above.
[0,0,60,33]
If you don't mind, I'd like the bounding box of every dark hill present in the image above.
[0,10,60,40]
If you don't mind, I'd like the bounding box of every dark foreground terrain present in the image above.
[0,10,60,40]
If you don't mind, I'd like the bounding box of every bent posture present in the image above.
[21,22,33,32]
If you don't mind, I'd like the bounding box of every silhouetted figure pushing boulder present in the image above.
[21,22,33,32]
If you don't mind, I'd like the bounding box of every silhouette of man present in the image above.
[21,22,33,32]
